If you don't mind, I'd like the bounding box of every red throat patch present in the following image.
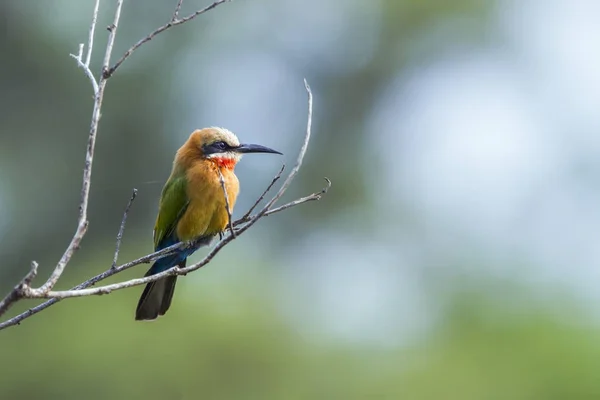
[213,157,237,170]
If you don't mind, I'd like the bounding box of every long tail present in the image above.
[135,259,186,321]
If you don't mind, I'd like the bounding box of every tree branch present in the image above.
[111,189,138,269]
[172,0,185,22]
[0,0,208,319]
[0,0,326,331]
[0,0,232,322]
[0,241,187,330]
[239,164,286,222]
[2,80,316,302]
[0,80,325,330]
[104,0,230,78]
[69,54,99,95]
[69,0,101,96]
[27,0,124,298]
[0,262,38,317]
[85,0,101,67]
[0,0,125,317]
[242,177,331,222]
[217,169,236,238]
[257,79,314,212]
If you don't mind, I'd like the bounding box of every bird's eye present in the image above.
[214,141,227,150]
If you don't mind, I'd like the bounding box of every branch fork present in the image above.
[0,0,328,331]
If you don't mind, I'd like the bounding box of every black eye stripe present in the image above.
[203,141,231,155]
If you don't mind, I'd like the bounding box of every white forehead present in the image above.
[209,126,240,147]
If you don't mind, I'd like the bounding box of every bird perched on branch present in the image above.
[135,127,281,320]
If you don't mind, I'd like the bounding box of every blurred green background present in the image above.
[3,0,600,398]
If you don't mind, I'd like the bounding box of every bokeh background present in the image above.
[2,0,600,398]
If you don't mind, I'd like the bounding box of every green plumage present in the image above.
[135,169,192,321]
[153,170,189,250]
[135,126,280,320]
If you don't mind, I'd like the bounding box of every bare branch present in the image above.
[70,0,101,92]
[0,173,326,328]
[0,0,237,328]
[20,79,316,300]
[0,242,186,330]
[172,0,185,22]
[76,43,84,60]
[0,262,38,317]
[101,0,124,75]
[31,0,125,297]
[0,0,126,315]
[239,177,331,224]
[0,0,324,331]
[111,189,138,269]
[69,54,99,94]
[0,80,322,329]
[105,0,230,78]
[0,173,325,329]
[85,0,101,67]
[217,169,235,238]
[260,79,314,211]
[239,164,285,222]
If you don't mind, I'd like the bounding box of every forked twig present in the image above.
[0,80,326,330]
[105,0,230,78]
[0,0,328,331]
[239,164,286,223]
[0,0,234,323]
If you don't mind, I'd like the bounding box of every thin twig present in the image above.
[105,0,230,78]
[0,0,125,317]
[217,169,235,238]
[16,81,315,300]
[69,0,101,94]
[260,79,313,211]
[0,0,247,328]
[0,172,327,330]
[69,54,100,94]
[239,164,285,222]
[0,262,38,317]
[0,241,187,330]
[30,0,124,296]
[172,0,185,21]
[101,0,124,76]
[85,0,101,67]
[0,189,324,329]
[239,178,331,224]
[111,189,138,269]
[0,80,319,327]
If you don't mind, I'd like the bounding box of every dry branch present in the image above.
[1,0,125,314]
[111,189,138,269]
[0,0,328,331]
[0,172,327,330]
[0,79,326,331]
[2,82,316,301]
[240,164,286,222]
[104,0,230,78]
[217,170,236,238]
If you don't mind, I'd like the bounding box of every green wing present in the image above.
[153,174,189,250]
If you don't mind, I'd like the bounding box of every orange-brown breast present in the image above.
[175,159,239,241]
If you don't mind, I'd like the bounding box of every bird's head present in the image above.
[180,127,282,170]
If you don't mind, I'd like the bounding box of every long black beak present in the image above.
[235,143,282,155]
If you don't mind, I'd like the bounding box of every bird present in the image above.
[135,127,281,321]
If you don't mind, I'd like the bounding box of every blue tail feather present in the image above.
[135,234,213,320]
